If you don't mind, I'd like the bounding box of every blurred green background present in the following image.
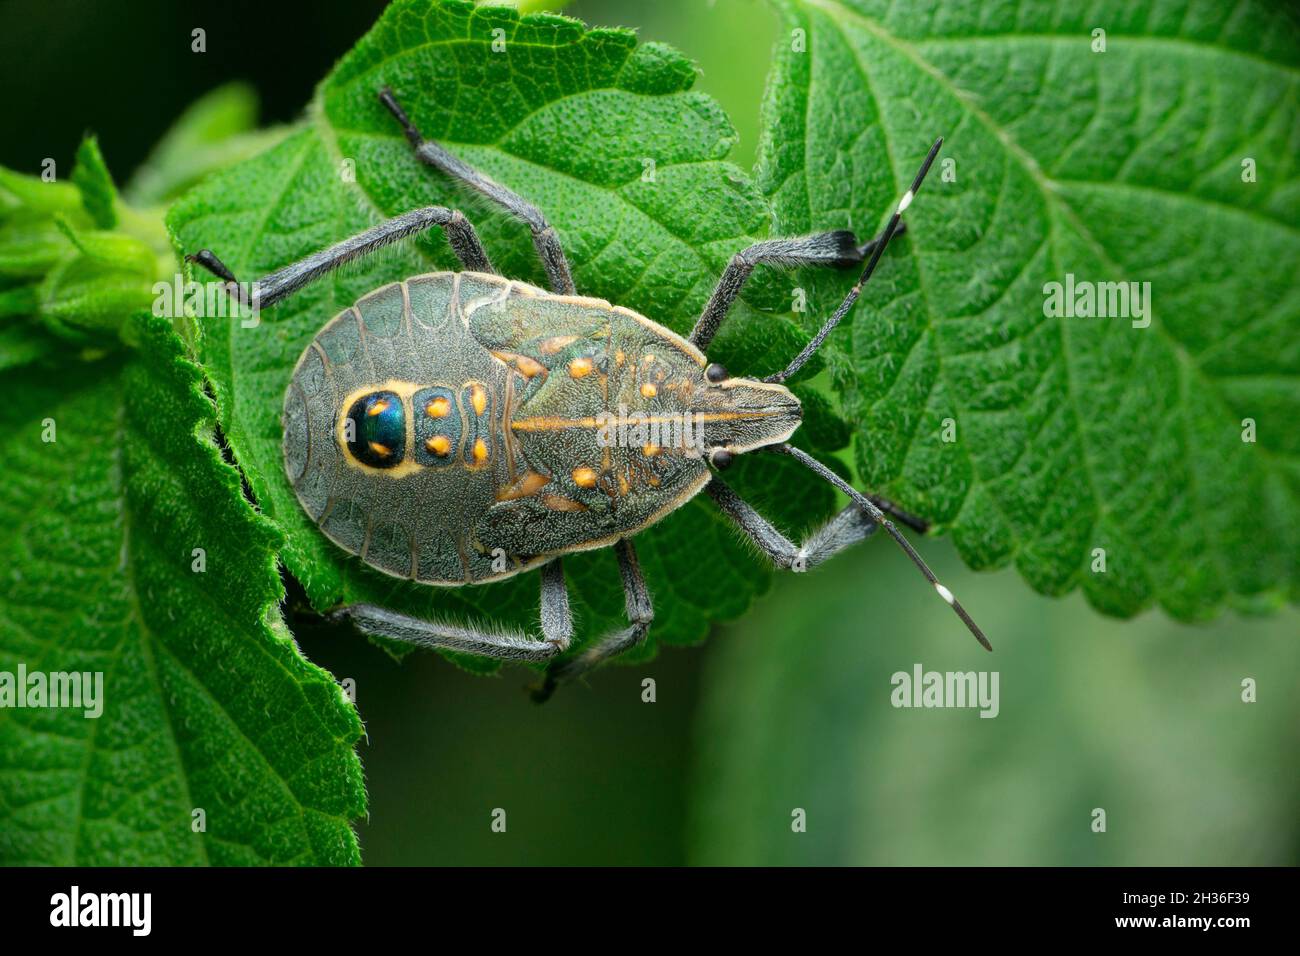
[3,0,1295,865]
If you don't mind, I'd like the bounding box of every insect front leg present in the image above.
[379,87,577,295]
[331,558,572,663]
[532,539,653,703]
[705,476,889,572]
[688,225,905,351]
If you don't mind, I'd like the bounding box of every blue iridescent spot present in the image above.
[346,390,405,468]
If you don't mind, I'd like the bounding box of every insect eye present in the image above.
[709,448,733,470]
[345,390,406,468]
[705,363,728,384]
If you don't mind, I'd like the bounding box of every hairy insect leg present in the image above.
[379,86,576,295]
[688,224,906,351]
[331,559,573,663]
[532,539,654,703]
[186,249,239,284]
[705,476,881,570]
[187,205,493,310]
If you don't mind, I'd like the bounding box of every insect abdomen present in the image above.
[284,272,538,585]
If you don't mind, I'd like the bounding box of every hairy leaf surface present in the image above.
[0,314,365,864]
[758,0,1300,618]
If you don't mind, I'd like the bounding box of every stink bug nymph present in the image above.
[188,87,989,701]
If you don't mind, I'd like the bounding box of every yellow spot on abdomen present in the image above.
[367,399,390,416]
[472,438,489,463]
[568,357,594,379]
[425,396,451,418]
[572,466,598,488]
[426,435,451,457]
[368,440,392,458]
[469,384,488,416]
[642,444,660,457]
[640,383,657,398]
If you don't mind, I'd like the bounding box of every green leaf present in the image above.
[125,83,293,207]
[0,288,57,374]
[688,544,1300,865]
[168,0,839,668]
[72,137,119,230]
[0,188,83,283]
[0,178,160,354]
[0,169,91,369]
[482,0,573,13]
[0,78,292,371]
[0,168,83,218]
[757,0,1300,619]
[35,249,156,344]
[0,311,365,865]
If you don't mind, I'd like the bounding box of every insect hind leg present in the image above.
[379,86,576,295]
[331,559,573,663]
[532,539,654,703]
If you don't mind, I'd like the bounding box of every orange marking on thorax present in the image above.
[493,350,545,378]
[497,471,550,501]
[542,494,587,512]
[540,335,579,355]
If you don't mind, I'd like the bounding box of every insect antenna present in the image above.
[771,443,992,652]
[764,136,944,385]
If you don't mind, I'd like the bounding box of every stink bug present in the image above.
[187,87,988,701]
